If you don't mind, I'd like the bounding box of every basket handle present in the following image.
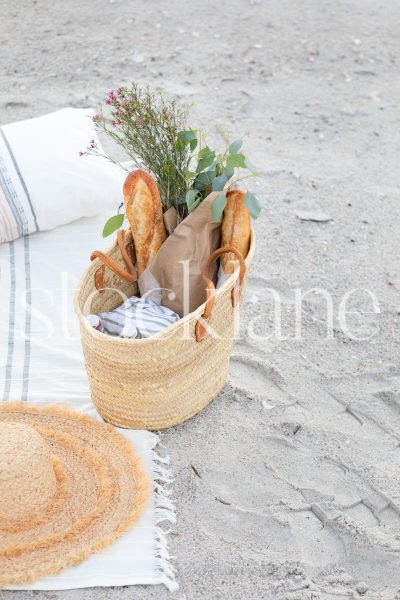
[91,230,137,290]
[195,245,246,342]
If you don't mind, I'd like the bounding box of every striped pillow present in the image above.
[0,128,37,241]
[0,108,125,244]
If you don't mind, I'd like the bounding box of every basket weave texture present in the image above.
[75,229,255,430]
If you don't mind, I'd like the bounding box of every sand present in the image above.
[1,0,400,598]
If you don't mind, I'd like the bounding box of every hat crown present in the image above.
[0,422,57,527]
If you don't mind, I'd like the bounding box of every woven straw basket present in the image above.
[75,228,255,430]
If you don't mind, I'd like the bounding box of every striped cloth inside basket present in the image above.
[98,296,180,338]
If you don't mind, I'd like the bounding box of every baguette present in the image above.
[123,170,167,275]
[221,189,251,274]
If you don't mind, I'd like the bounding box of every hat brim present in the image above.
[0,403,150,586]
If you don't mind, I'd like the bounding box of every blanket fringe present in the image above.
[152,441,178,592]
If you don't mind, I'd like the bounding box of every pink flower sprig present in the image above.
[83,81,191,217]
[79,139,98,157]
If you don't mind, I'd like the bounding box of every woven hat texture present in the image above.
[0,403,150,586]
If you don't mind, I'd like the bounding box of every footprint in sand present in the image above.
[228,354,290,406]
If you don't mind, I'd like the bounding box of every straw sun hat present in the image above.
[0,403,150,586]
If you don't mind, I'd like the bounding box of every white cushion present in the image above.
[0,108,125,243]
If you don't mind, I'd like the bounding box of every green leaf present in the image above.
[223,165,235,179]
[102,213,124,237]
[226,153,246,168]
[214,161,223,177]
[185,189,198,209]
[196,152,216,172]
[211,192,227,222]
[244,156,258,173]
[196,147,215,173]
[188,197,202,213]
[243,191,261,219]
[229,139,243,155]
[190,137,198,152]
[212,173,228,191]
[194,170,216,190]
[177,130,197,144]
[198,146,213,158]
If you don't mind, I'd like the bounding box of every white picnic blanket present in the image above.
[0,215,177,591]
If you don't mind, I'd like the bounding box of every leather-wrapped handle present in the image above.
[91,230,137,290]
[195,246,246,342]
[116,229,136,276]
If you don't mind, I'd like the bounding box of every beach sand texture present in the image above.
[1,0,400,598]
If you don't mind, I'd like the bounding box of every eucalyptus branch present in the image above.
[81,82,261,236]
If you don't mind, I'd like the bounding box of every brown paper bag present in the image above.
[138,192,222,317]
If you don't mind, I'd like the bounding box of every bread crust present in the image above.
[123,170,167,275]
[221,189,251,274]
